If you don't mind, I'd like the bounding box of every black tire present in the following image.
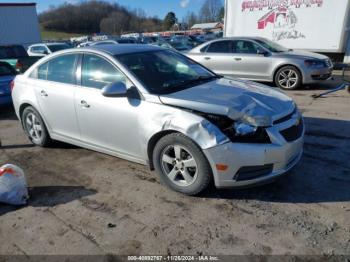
[153,133,212,195]
[274,66,302,90]
[21,106,52,147]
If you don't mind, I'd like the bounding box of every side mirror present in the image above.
[102,82,128,97]
[43,50,49,55]
[257,49,269,56]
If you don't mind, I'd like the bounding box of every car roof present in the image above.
[31,42,68,46]
[85,44,163,55]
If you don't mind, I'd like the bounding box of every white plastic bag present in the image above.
[0,164,28,205]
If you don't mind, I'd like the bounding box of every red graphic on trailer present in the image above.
[241,0,323,41]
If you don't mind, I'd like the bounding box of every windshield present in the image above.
[116,50,217,94]
[48,44,70,52]
[255,39,288,52]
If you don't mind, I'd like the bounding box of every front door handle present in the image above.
[40,90,48,97]
[80,100,90,108]
[204,57,211,60]
[234,58,242,61]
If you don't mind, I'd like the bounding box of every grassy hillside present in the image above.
[40,25,84,40]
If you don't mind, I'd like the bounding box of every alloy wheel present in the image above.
[25,113,43,142]
[278,69,299,89]
[160,145,198,187]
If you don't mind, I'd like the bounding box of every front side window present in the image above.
[46,54,78,84]
[234,40,262,54]
[81,54,126,89]
[117,50,217,94]
[206,41,234,53]
[254,39,288,52]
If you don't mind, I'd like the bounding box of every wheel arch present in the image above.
[147,130,180,170]
[273,64,303,85]
[19,103,50,133]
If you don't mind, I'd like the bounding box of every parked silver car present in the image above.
[12,44,304,195]
[186,37,333,90]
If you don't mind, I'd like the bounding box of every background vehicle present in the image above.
[0,45,41,73]
[12,45,304,195]
[27,43,71,57]
[0,61,17,107]
[224,0,350,63]
[78,40,119,47]
[186,37,333,89]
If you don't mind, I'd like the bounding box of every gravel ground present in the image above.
[0,79,349,257]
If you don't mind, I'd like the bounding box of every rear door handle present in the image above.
[234,58,242,61]
[80,100,90,108]
[40,90,48,97]
[204,57,211,60]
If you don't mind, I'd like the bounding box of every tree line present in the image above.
[39,0,224,35]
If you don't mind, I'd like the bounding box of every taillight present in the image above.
[15,61,23,72]
[10,80,15,92]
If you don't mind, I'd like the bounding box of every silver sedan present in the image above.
[186,37,333,90]
[11,44,304,195]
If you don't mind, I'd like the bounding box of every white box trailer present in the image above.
[224,0,350,62]
[0,3,41,47]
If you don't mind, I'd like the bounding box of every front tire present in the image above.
[275,66,302,90]
[153,133,212,195]
[22,106,51,147]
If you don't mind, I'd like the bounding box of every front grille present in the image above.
[235,164,274,181]
[273,108,296,125]
[280,118,304,142]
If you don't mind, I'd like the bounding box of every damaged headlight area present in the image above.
[201,113,271,144]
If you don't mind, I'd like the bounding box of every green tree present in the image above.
[163,12,177,30]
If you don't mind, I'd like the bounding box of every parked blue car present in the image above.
[0,62,16,107]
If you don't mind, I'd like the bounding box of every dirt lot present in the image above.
[0,80,349,257]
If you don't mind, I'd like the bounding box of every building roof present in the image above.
[191,22,222,30]
[0,3,36,7]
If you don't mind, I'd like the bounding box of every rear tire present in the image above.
[22,106,52,147]
[275,66,302,90]
[153,133,212,195]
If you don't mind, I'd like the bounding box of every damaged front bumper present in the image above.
[203,117,305,188]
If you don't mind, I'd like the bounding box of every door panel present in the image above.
[34,54,80,139]
[75,88,142,158]
[75,54,142,158]
[231,40,272,80]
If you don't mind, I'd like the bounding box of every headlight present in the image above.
[200,113,270,144]
[304,59,326,68]
[234,122,257,136]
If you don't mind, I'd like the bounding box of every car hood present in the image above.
[159,78,295,127]
[276,50,329,60]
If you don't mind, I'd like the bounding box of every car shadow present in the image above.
[0,186,97,216]
[201,116,350,204]
[262,75,346,91]
[0,105,18,120]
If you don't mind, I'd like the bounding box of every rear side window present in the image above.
[81,54,126,89]
[38,62,48,80]
[206,41,234,53]
[46,54,78,84]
